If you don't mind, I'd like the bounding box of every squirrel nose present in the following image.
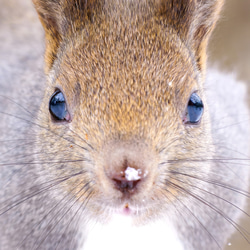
[111,161,148,194]
[102,141,154,196]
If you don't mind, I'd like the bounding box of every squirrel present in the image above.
[0,0,249,249]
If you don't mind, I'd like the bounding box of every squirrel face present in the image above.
[35,1,216,224]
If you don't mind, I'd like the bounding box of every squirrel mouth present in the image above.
[114,202,146,217]
[112,203,133,216]
[122,203,132,215]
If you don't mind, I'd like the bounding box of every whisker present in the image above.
[214,119,250,131]
[67,127,95,151]
[55,187,95,250]
[0,159,90,167]
[170,175,250,220]
[18,180,84,248]
[159,185,222,249]
[165,179,250,243]
[0,171,86,216]
[0,111,89,152]
[34,182,94,250]
[167,170,250,198]
[0,95,37,119]
[0,140,38,159]
[164,158,250,163]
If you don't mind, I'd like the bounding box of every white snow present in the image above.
[125,167,142,181]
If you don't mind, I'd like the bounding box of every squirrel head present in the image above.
[32,0,224,221]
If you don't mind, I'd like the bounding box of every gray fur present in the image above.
[0,1,249,250]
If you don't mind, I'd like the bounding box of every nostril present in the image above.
[112,177,141,194]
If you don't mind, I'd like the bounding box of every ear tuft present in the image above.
[190,0,224,72]
[33,0,62,72]
[159,0,224,73]
[33,0,101,72]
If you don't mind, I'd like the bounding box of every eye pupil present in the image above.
[49,91,68,121]
[185,93,204,124]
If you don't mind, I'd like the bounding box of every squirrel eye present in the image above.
[183,93,204,124]
[49,91,70,121]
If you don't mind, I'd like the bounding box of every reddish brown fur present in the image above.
[33,0,223,74]
[32,0,226,242]
[32,0,223,216]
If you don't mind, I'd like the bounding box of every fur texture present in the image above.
[0,0,249,250]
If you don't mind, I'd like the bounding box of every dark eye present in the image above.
[183,93,204,124]
[49,91,70,121]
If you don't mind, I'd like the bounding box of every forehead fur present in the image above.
[33,0,223,72]
[51,18,198,145]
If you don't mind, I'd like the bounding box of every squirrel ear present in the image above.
[160,0,224,73]
[33,0,100,72]
[32,0,62,73]
[189,0,224,72]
